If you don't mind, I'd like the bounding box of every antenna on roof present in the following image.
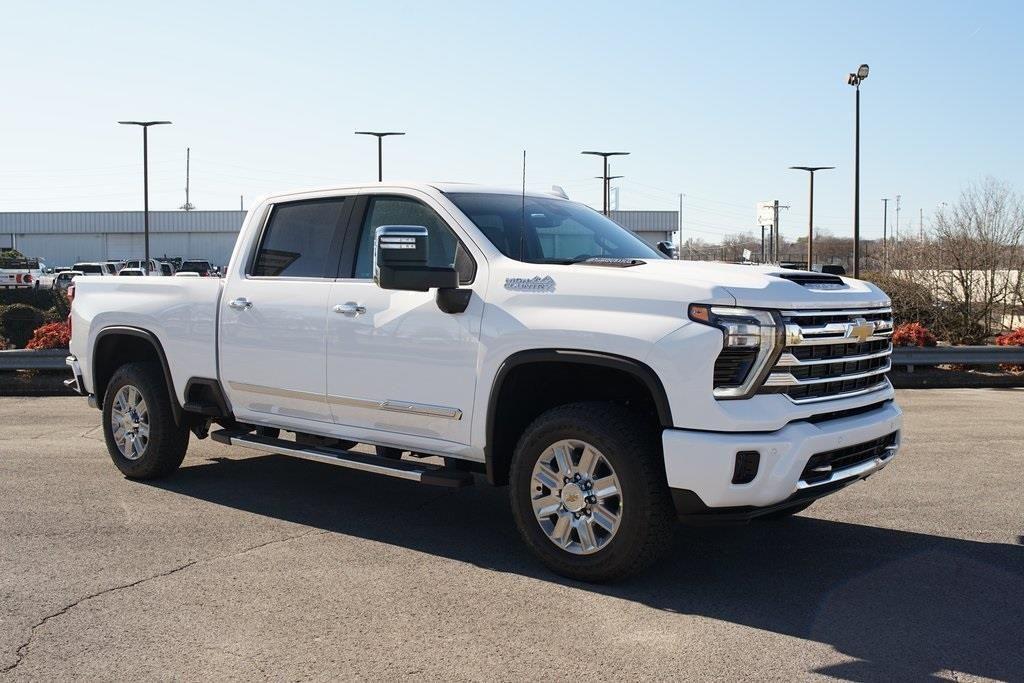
[519,150,527,261]
[179,148,195,211]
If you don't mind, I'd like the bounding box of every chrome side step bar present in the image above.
[210,429,473,488]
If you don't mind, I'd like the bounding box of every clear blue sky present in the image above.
[1,1,1021,243]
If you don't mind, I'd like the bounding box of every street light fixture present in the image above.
[354,131,405,182]
[581,151,630,215]
[118,120,172,263]
[789,166,834,270]
[846,63,869,277]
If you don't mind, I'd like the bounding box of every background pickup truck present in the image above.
[68,182,902,581]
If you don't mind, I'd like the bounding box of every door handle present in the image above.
[333,302,366,316]
[229,297,253,310]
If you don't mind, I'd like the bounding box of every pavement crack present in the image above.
[2,559,198,675]
[2,528,324,675]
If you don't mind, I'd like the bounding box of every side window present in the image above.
[252,198,347,277]
[353,196,473,282]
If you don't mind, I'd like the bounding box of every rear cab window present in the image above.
[251,198,350,278]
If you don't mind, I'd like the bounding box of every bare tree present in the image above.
[892,178,1024,342]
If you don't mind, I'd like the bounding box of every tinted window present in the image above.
[252,199,347,277]
[445,192,660,264]
[74,264,104,274]
[180,260,211,275]
[353,196,470,282]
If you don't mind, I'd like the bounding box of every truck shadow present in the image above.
[151,453,1024,681]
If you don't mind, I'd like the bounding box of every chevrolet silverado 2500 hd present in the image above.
[67,183,902,581]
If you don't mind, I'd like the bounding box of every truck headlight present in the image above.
[688,304,783,399]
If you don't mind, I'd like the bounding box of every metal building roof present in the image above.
[0,211,247,234]
[609,210,679,231]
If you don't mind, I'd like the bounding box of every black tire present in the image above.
[102,361,189,480]
[756,500,815,520]
[509,402,675,582]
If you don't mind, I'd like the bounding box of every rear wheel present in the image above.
[509,402,675,582]
[102,362,189,479]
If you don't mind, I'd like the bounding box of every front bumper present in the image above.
[663,400,902,518]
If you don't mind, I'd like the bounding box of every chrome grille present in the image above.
[760,307,893,403]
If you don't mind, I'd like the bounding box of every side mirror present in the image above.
[374,225,458,292]
[656,241,678,259]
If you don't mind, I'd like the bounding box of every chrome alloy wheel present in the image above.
[110,385,149,461]
[530,439,623,555]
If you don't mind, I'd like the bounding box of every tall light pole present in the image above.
[581,151,629,215]
[119,121,172,263]
[355,131,405,182]
[789,166,834,270]
[846,63,869,278]
[881,197,890,270]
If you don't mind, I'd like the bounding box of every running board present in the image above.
[210,429,473,488]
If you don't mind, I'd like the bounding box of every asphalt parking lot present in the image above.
[1,390,1022,680]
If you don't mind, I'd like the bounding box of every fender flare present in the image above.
[93,326,182,426]
[483,349,673,485]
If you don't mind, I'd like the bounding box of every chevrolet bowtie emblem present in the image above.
[848,319,874,343]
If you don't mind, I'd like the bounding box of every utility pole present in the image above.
[895,194,902,245]
[677,194,683,259]
[770,200,790,263]
[180,147,195,211]
[240,195,244,211]
[920,207,924,241]
[581,151,629,215]
[881,198,890,270]
[760,225,766,263]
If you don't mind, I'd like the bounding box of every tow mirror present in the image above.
[374,225,458,292]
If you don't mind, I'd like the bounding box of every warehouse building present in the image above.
[0,208,677,268]
[0,211,246,268]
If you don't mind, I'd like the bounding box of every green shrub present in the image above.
[0,304,47,348]
[0,288,68,312]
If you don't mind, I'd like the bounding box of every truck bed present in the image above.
[68,276,224,405]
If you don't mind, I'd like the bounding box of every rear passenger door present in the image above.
[220,196,353,429]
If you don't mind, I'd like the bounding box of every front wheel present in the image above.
[509,402,675,582]
[102,362,189,479]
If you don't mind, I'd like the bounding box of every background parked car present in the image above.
[120,259,161,275]
[158,262,175,276]
[118,268,146,277]
[71,262,108,276]
[178,259,214,276]
[53,270,82,291]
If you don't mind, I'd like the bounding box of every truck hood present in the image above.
[591,259,890,310]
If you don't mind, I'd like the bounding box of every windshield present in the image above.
[180,260,210,273]
[74,264,103,274]
[445,192,661,264]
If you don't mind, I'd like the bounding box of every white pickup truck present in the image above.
[67,182,902,581]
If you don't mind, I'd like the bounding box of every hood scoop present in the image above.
[772,272,848,290]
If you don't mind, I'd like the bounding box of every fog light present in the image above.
[732,451,760,484]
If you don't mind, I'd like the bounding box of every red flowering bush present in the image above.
[995,327,1024,372]
[892,322,937,347]
[25,321,71,350]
